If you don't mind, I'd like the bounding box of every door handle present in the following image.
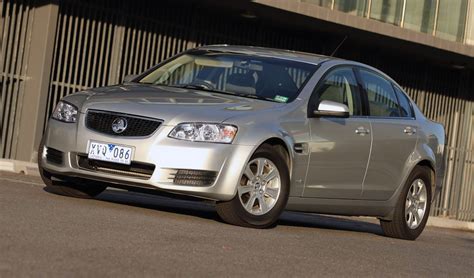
[403,126,417,135]
[355,127,370,135]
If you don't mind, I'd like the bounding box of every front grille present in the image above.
[172,169,217,186]
[86,110,162,137]
[46,147,64,165]
[77,154,155,180]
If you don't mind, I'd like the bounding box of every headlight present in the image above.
[169,123,237,143]
[52,101,78,123]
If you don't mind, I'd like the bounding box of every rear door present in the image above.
[303,66,371,199]
[356,68,418,200]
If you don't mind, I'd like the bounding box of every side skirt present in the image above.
[285,197,396,219]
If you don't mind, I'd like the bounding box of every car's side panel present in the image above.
[304,116,372,199]
[286,196,395,217]
[361,118,418,200]
[284,61,445,219]
[413,117,446,199]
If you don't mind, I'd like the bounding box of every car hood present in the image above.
[70,84,284,125]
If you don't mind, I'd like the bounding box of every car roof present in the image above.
[196,45,336,65]
[193,45,402,89]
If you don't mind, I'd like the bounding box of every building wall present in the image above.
[303,0,471,43]
[1,0,473,221]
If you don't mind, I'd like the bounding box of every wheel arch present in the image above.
[257,137,292,178]
[381,157,436,221]
[257,137,292,175]
[415,159,436,200]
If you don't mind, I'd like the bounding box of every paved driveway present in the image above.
[1,171,472,277]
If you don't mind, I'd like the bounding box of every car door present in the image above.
[356,68,418,200]
[303,66,371,199]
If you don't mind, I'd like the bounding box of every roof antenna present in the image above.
[330,36,348,57]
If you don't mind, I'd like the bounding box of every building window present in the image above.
[334,0,368,17]
[369,0,404,26]
[467,1,474,45]
[435,0,468,42]
[302,0,333,9]
[301,0,472,45]
[403,0,437,34]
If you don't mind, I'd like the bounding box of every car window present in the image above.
[359,69,401,117]
[139,51,317,103]
[315,67,362,116]
[393,85,414,118]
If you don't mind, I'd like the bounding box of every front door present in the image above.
[303,67,371,199]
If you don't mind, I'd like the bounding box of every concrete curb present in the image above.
[427,216,474,232]
[1,159,472,232]
[0,159,39,176]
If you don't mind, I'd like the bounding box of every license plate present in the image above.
[88,141,133,165]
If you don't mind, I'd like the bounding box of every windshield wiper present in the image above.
[234,93,279,102]
[144,83,280,103]
[178,84,213,91]
[175,84,280,103]
[172,84,229,94]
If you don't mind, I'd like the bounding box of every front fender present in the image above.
[227,120,310,197]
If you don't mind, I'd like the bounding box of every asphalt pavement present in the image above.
[0,171,473,277]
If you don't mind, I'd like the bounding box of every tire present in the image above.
[380,166,432,240]
[38,140,106,199]
[216,144,290,228]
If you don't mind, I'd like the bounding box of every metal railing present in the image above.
[0,0,33,159]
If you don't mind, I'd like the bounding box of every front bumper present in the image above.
[40,115,255,201]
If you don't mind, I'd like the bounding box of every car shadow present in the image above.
[278,211,384,236]
[48,187,384,237]
[97,189,220,221]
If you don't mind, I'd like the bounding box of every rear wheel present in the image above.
[38,141,106,199]
[380,166,432,240]
[216,145,289,228]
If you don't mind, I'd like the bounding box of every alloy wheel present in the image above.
[238,158,281,216]
[405,178,428,229]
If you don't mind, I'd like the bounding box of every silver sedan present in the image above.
[39,45,446,240]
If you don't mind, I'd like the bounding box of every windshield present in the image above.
[138,50,317,103]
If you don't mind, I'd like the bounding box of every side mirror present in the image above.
[313,100,350,118]
[123,74,137,83]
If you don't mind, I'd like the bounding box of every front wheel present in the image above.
[216,145,289,228]
[380,166,432,240]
